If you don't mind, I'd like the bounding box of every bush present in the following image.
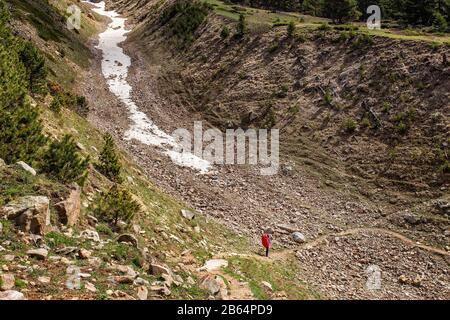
[343,117,357,133]
[93,184,140,227]
[287,21,296,37]
[318,22,331,31]
[236,13,247,37]
[96,133,122,183]
[323,89,333,105]
[220,25,230,39]
[41,135,90,185]
[49,94,63,113]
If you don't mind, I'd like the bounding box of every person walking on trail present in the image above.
[262,231,270,257]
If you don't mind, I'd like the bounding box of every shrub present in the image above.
[360,117,371,128]
[236,13,247,37]
[96,133,122,183]
[318,22,331,31]
[343,117,357,133]
[49,94,63,113]
[41,135,90,185]
[93,184,140,227]
[323,89,333,105]
[287,21,296,37]
[220,25,230,39]
[395,121,407,134]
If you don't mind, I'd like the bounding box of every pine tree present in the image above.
[41,135,90,185]
[432,11,448,31]
[93,184,140,227]
[287,21,296,37]
[96,133,123,183]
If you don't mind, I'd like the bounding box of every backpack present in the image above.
[262,233,270,248]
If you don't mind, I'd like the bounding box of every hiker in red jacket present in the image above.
[262,232,270,257]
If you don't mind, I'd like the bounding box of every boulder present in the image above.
[200,275,228,299]
[27,248,48,260]
[0,196,51,235]
[16,161,36,176]
[0,274,15,291]
[0,290,25,300]
[117,234,138,247]
[78,248,92,259]
[55,185,81,226]
[180,209,195,220]
[292,231,306,243]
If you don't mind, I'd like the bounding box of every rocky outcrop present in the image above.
[0,196,51,235]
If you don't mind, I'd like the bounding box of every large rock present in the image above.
[180,209,195,220]
[292,232,306,243]
[137,286,148,300]
[16,161,36,176]
[0,290,25,300]
[198,259,228,272]
[0,196,51,235]
[200,275,228,299]
[0,274,15,291]
[55,185,81,226]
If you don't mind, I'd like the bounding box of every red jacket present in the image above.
[262,233,270,248]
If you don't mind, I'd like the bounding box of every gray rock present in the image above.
[292,231,306,243]
[0,290,25,300]
[180,209,195,220]
[0,196,51,235]
[150,263,172,277]
[16,161,36,176]
[26,248,48,260]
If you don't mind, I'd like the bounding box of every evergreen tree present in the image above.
[96,133,122,183]
[432,11,448,31]
[287,20,296,37]
[93,184,140,227]
[41,135,90,185]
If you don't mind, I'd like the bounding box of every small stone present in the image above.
[0,290,25,300]
[117,234,138,247]
[0,274,15,290]
[84,282,96,293]
[137,286,148,300]
[80,230,100,242]
[3,255,15,262]
[78,249,92,259]
[86,215,98,226]
[134,277,149,286]
[180,209,195,220]
[399,275,408,284]
[38,276,51,284]
[16,161,36,176]
[150,264,172,277]
[261,281,273,291]
[26,248,48,260]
